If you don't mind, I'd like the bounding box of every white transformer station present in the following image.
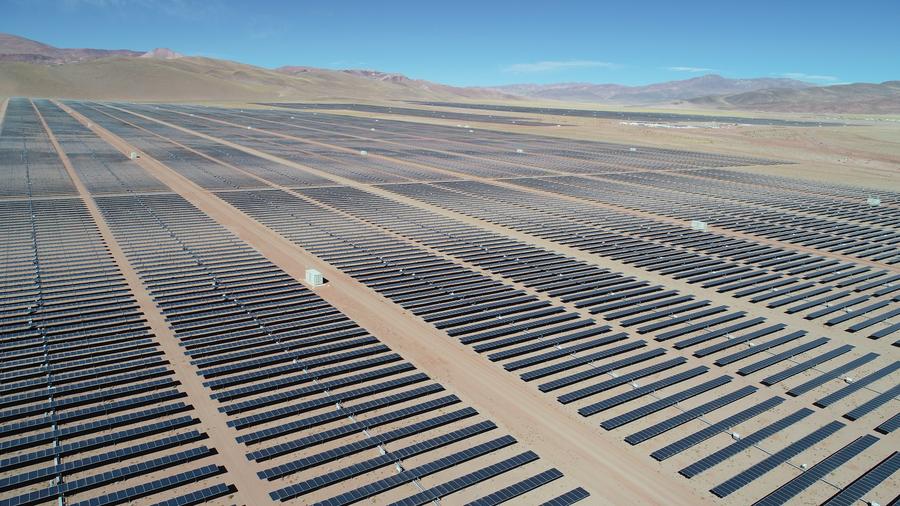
[691,220,708,231]
[867,197,881,207]
[305,268,324,287]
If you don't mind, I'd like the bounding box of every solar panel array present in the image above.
[104,99,898,504]
[0,100,234,503]
[410,100,846,127]
[0,99,76,197]
[3,95,898,505]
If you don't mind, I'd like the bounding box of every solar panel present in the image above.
[519,340,645,381]
[693,323,787,357]
[479,320,596,356]
[228,372,429,429]
[804,295,868,320]
[729,333,821,371]
[146,483,235,506]
[737,277,798,298]
[550,351,673,397]
[680,408,814,478]
[753,435,878,506]
[620,299,710,328]
[210,352,402,399]
[786,352,879,397]
[602,375,732,430]
[0,430,204,492]
[460,313,580,345]
[825,300,889,326]
[766,286,831,308]
[272,435,517,504]
[844,384,900,421]
[389,451,539,506]
[710,420,844,497]
[540,487,591,506]
[875,412,900,434]
[68,464,225,506]
[503,332,625,372]
[655,311,746,341]
[237,383,445,444]
[815,361,900,408]
[651,396,784,461]
[784,289,848,313]
[604,294,693,320]
[848,307,900,333]
[674,317,766,349]
[821,452,900,506]
[258,407,479,480]
[625,385,756,445]
[267,421,499,495]
[636,305,727,334]
[578,366,708,417]
[760,344,853,385]
[249,396,465,463]
[1,446,215,506]
[465,468,564,506]
[870,321,900,339]
[0,415,197,472]
[221,362,416,414]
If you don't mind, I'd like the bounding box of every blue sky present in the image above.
[2,0,897,86]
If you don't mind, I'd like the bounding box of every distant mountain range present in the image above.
[1,33,897,113]
[489,75,814,104]
[689,81,900,113]
[276,67,511,100]
[0,33,145,63]
[0,34,508,102]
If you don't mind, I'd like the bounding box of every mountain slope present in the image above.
[689,81,900,113]
[277,67,513,100]
[0,55,507,102]
[1,32,894,113]
[494,74,813,103]
[0,33,141,63]
[0,31,515,102]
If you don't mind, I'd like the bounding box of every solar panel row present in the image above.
[86,190,568,504]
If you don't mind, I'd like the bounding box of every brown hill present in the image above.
[493,74,813,103]
[0,55,506,102]
[0,33,141,64]
[690,81,900,114]
[278,67,514,100]
[0,31,515,102]
[140,48,184,60]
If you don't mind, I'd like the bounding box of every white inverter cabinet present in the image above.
[305,268,324,287]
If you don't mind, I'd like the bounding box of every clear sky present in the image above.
[2,0,897,87]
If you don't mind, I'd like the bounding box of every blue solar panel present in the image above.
[875,412,899,434]
[710,420,844,497]
[844,384,900,421]
[815,361,900,408]
[786,352,878,397]
[601,375,732,430]
[680,408,814,478]
[753,435,878,506]
[625,385,756,445]
[579,366,708,417]
[465,468,563,506]
[651,396,784,461]
[540,487,591,506]
[821,451,900,506]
